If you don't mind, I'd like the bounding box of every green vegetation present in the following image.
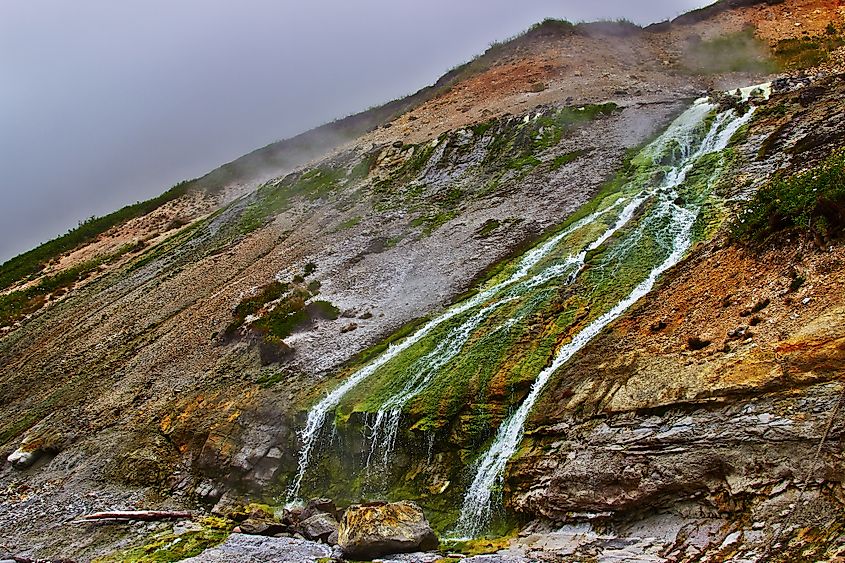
[528,18,577,34]
[477,219,500,238]
[237,164,357,235]
[480,104,617,182]
[224,264,340,346]
[294,103,753,529]
[365,103,616,239]
[309,300,341,320]
[446,18,578,83]
[774,30,845,70]
[0,179,195,292]
[732,149,845,241]
[252,291,309,340]
[337,216,363,230]
[0,237,149,328]
[471,120,494,137]
[225,280,290,336]
[93,517,230,562]
[551,149,588,170]
[683,28,777,74]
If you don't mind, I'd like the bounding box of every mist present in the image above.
[0,0,715,262]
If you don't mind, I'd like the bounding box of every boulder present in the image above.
[301,497,337,521]
[6,417,67,469]
[236,517,288,536]
[7,448,40,469]
[338,501,438,558]
[299,512,339,543]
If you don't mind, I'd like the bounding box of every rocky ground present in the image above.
[2,0,845,561]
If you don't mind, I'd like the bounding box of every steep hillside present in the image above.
[2,1,845,561]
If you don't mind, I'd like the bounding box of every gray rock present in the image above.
[301,497,337,521]
[7,448,40,469]
[299,512,339,543]
[180,533,332,562]
[338,501,438,558]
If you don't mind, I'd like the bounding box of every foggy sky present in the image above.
[0,1,714,262]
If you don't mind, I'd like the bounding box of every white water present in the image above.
[285,198,626,501]
[454,96,760,536]
[287,86,766,517]
[358,194,651,471]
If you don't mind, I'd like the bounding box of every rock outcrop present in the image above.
[337,501,439,558]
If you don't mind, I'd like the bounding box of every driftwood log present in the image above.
[76,510,194,522]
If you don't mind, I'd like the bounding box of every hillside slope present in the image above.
[2,0,845,561]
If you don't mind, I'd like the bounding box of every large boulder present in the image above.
[338,501,438,558]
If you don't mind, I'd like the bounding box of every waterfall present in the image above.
[285,199,624,501]
[286,85,767,521]
[454,94,761,537]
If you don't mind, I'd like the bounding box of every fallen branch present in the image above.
[77,510,194,522]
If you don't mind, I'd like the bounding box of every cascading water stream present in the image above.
[286,199,626,501]
[454,94,762,537]
[358,194,652,471]
[286,85,767,520]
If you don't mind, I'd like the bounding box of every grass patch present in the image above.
[337,216,362,230]
[0,180,195,292]
[550,149,588,170]
[732,149,845,241]
[774,31,845,70]
[309,300,341,320]
[477,219,500,238]
[683,28,777,74]
[236,164,353,235]
[225,275,340,346]
[0,250,127,328]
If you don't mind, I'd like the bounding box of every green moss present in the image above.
[477,219,500,238]
[506,155,542,170]
[550,149,587,170]
[471,120,494,137]
[774,32,845,70]
[93,518,230,563]
[732,148,845,240]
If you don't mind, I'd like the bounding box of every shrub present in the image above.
[0,180,196,291]
[732,149,845,240]
[774,33,845,70]
[528,81,547,93]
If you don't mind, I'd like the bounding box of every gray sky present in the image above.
[0,1,714,262]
